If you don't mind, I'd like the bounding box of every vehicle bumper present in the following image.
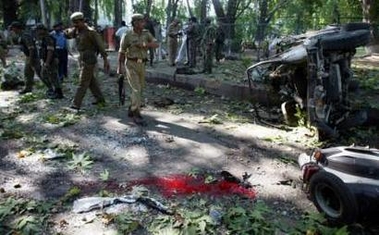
[298,153,320,183]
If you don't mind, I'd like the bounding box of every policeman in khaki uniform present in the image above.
[35,24,63,99]
[167,19,181,66]
[10,21,42,94]
[65,12,110,110]
[117,13,158,125]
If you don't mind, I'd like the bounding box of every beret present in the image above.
[131,14,144,22]
[70,12,84,21]
[10,21,23,29]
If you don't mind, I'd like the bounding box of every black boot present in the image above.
[19,88,32,94]
[128,106,133,117]
[55,88,64,99]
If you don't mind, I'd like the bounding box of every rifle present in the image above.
[118,74,125,106]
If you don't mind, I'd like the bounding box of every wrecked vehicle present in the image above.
[298,146,379,225]
[246,23,379,139]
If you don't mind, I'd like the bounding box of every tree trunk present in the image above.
[146,0,153,17]
[114,0,122,27]
[186,0,194,17]
[166,0,179,27]
[200,0,208,23]
[69,0,80,14]
[82,0,92,21]
[362,0,379,53]
[255,0,267,44]
[94,0,98,28]
[2,0,19,27]
[212,0,236,53]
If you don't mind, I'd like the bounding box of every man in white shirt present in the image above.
[115,21,129,51]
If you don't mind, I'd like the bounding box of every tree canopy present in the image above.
[0,0,373,51]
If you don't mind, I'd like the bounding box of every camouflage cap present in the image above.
[70,12,84,21]
[131,13,144,22]
[35,23,47,31]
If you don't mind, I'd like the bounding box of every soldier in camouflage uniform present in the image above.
[10,21,42,94]
[35,24,63,99]
[185,17,198,68]
[201,18,216,74]
[117,13,158,125]
[167,19,181,66]
[214,22,225,63]
[65,12,110,110]
[0,31,7,67]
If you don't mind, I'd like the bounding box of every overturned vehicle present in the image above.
[246,23,379,139]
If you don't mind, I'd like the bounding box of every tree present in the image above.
[166,0,181,27]
[114,0,123,28]
[212,0,253,53]
[254,0,288,43]
[362,0,379,53]
[1,0,19,27]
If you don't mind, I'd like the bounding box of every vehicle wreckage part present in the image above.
[342,22,371,32]
[327,64,342,102]
[281,101,298,125]
[309,171,359,225]
[313,85,327,120]
[336,110,367,129]
[321,30,370,51]
[280,45,307,64]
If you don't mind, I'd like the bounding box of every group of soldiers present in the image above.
[1,13,227,125]
[166,17,225,74]
[8,22,65,98]
[3,12,158,126]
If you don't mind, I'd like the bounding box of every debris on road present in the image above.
[73,194,173,215]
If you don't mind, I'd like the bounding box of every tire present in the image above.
[309,171,359,225]
[321,29,370,51]
[342,22,370,32]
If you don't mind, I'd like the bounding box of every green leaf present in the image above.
[68,152,94,172]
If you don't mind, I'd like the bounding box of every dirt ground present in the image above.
[1,48,378,234]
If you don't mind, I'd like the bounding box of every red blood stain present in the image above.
[130,174,256,199]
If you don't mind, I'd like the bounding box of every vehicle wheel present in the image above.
[309,171,359,225]
[337,110,367,129]
[321,30,370,51]
[342,22,370,32]
[348,80,360,92]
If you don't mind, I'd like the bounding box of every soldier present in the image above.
[214,21,225,63]
[201,18,216,74]
[0,31,7,67]
[167,19,181,66]
[65,12,110,110]
[117,13,158,125]
[10,21,42,94]
[35,23,63,99]
[185,17,198,68]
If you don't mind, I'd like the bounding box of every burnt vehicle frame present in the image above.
[298,146,379,225]
[246,23,378,139]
